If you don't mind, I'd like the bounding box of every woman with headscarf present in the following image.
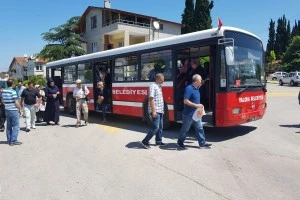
[44,79,60,125]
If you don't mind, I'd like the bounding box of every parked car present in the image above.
[279,71,300,86]
[268,71,288,80]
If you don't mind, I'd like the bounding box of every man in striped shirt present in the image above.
[1,79,22,146]
[140,73,165,149]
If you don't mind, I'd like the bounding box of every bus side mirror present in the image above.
[225,46,235,66]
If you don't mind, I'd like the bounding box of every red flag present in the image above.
[218,18,223,30]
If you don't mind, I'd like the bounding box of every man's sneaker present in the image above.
[26,128,30,132]
[31,127,36,129]
[155,142,166,146]
[85,121,88,126]
[9,141,22,146]
[139,141,151,149]
[177,142,186,149]
[199,143,212,148]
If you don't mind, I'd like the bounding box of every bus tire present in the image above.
[66,94,76,115]
[143,100,170,130]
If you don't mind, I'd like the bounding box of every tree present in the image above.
[291,20,300,39]
[181,0,195,34]
[274,15,287,59]
[266,19,276,63]
[38,16,85,61]
[194,0,214,31]
[282,36,300,71]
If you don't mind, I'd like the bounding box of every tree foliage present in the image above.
[194,0,214,31]
[266,19,276,63]
[282,36,300,71]
[38,16,85,61]
[274,15,288,59]
[181,0,195,34]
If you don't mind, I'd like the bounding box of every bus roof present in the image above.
[46,26,261,68]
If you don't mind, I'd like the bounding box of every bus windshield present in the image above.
[224,31,265,90]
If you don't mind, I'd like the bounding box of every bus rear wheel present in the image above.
[143,100,170,130]
[66,94,76,115]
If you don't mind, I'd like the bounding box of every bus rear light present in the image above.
[232,108,241,115]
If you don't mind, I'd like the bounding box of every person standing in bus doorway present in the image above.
[96,81,108,123]
[1,79,22,146]
[15,81,26,116]
[44,79,60,125]
[177,74,212,149]
[20,82,42,132]
[73,79,90,128]
[140,73,166,149]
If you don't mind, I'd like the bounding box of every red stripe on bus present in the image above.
[113,105,143,117]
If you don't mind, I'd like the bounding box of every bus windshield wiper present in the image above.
[237,85,252,94]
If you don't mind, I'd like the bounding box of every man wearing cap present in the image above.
[73,79,90,127]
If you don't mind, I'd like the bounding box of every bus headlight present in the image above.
[232,108,241,115]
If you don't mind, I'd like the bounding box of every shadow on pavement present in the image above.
[0,141,8,145]
[279,124,300,128]
[62,111,257,143]
[125,142,148,149]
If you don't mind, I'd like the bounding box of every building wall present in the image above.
[85,9,103,53]
[10,61,23,80]
[83,8,181,54]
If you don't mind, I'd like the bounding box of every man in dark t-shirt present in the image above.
[21,82,41,132]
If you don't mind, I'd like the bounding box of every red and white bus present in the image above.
[46,26,267,128]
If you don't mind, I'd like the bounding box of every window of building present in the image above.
[91,16,97,29]
[118,42,124,47]
[78,63,93,83]
[114,56,138,82]
[159,23,164,30]
[63,65,76,83]
[92,42,98,53]
[141,50,172,81]
[36,64,43,71]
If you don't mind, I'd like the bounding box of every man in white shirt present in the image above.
[73,79,90,127]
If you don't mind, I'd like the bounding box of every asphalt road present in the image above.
[0,83,299,200]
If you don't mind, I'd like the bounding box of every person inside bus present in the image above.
[186,58,206,85]
[177,58,190,88]
[200,62,210,108]
[176,58,190,111]
[99,67,111,89]
[44,79,60,125]
[96,81,109,123]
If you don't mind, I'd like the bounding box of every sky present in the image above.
[1,0,300,72]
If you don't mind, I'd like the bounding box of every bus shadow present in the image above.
[204,126,257,142]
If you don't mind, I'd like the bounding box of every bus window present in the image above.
[114,56,138,82]
[141,50,172,81]
[78,63,93,83]
[63,65,76,83]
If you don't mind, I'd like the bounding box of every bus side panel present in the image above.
[215,91,266,127]
[111,82,174,121]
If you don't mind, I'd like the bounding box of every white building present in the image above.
[77,2,182,53]
[8,56,47,80]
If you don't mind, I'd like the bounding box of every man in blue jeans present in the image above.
[1,79,22,146]
[140,73,165,149]
[177,74,212,149]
